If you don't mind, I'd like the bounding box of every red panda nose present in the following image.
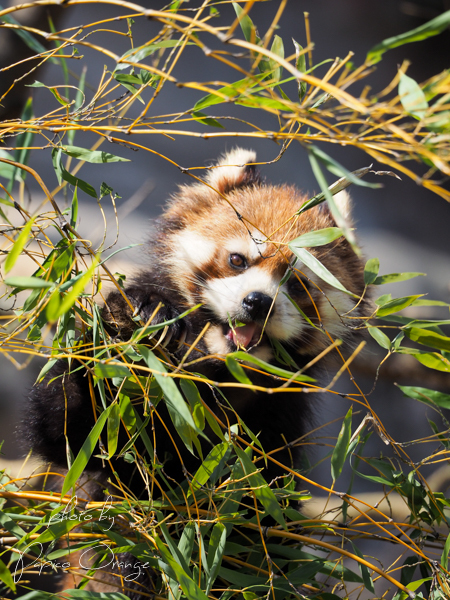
[242,292,273,321]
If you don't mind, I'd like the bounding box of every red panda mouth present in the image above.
[224,322,265,349]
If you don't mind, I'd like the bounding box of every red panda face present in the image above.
[161,149,366,361]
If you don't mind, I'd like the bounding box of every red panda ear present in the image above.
[322,189,353,224]
[204,148,260,194]
[332,189,352,221]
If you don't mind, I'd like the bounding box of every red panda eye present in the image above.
[289,276,310,294]
[229,253,246,269]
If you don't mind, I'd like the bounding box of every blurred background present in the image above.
[0,0,449,533]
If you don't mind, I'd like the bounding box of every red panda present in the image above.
[25,148,369,598]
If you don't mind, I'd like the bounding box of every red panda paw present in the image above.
[136,297,188,352]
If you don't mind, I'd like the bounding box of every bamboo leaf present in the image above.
[398,385,450,410]
[399,72,428,119]
[155,535,210,600]
[4,216,36,273]
[234,446,286,529]
[206,523,227,594]
[4,276,54,289]
[293,39,307,99]
[225,356,253,386]
[60,145,130,164]
[61,405,112,496]
[138,345,206,453]
[107,403,120,458]
[232,2,259,44]
[376,295,423,317]
[46,258,99,322]
[189,442,230,495]
[441,532,450,569]
[414,352,450,372]
[374,271,426,285]
[331,406,352,481]
[0,557,16,592]
[289,246,358,298]
[350,542,375,593]
[405,327,450,352]
[367,10,450,63]
[364,258,380,285]
[368,327,391,350]
[229,351,315,382]
[290,227,343,248]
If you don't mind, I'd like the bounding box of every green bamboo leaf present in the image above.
[95,363,132,379]
[60,161,97,198]
[137,345,205,452]
[405,327,450,352]
[178,522,195,565]
[229,350,315,382]
[368,327,391,350]
[225,356,253,386]
[234,446,286,529]
[0,7,47,56]
[60,145,130,164]
[154,534,210,600]
[232,2,258,43]
[364,258,380,285]
[192,111,225,128]
[399,72,428,119]
[297,165,376,216]
[293,39,307,99]
[398,385,450,410]
[116,39,194,69]
[290,227,343,248]
[114,73,142,86]
[107,403,120,457]
[308,145,381,189]
[236,94,291,110]
[189,442,230,495]
[414,352,450,372]
[32,514,84,545]
[4,276,54,289]
[307,148,360,255]
[373,271,425,285]
[52,148,97,198]
[4,216,36,273]
[61,405,112,495]
[441,532,450,569]
[46,258,99,322]
[367,9,450,63]
[331,406,352,481]
[27,81,72,105]
[206,523,227,594]
[350,542,375,593]
[0,149,23,182]
[376,295,423,317]
[411,299,450,308]
[289,246,358,298]
[193,74,266,112]
[269,35,284,82]
[0,557,16,592]
[70,185,78,228]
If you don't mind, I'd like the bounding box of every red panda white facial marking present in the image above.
[162,148,366,359]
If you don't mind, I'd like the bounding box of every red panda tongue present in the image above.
[232,323,259,348]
